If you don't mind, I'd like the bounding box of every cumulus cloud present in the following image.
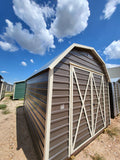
[50,0,90,38]
[58,38,64,43]
[41,5,55,18]
[106,63,120,68]
[103,40,120,59]
[13,0,54,34]
[0,41,18,52]
[102,0,120,19]
[0,0,90,54]
[0,71,8,73]
[0,0,55,55]
[30,59,34,63]
[21,61,27,66]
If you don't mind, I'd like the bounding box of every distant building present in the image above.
[0,75,6,100]
[13,81,26,99]
[5,83,13,92]
[107,66,120,82]
[0,75,3,81]
[0,75,3,92]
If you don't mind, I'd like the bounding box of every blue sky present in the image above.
[0,0,120,84]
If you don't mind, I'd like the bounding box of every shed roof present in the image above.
[14,80,25,84]
[28,43,110,82]
[107,66,120,79]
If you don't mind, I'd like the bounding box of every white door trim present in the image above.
[69,62,106,155]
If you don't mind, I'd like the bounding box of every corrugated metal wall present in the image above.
[49,48,110,160]
[6,84,13,92]
[110,82,120,118]
[0,82,6,100]
[24,71,48,159]
[13,81,26,99]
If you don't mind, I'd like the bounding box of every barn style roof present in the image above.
[28,43,110,81]
[107,66,120,79]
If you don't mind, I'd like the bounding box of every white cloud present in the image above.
[102,0,120,20]
[21,61,27,66]
[58,38,63,43]
[0,0,90,54]
[13,0,54,34]
[103,40,120,59]
[50,0,90,38]
[106,63,120,68]
[41,5,55,19]
[0,41,18,52]
[30,59,34,63]
[0,0,55,55]
[0,71,8,73]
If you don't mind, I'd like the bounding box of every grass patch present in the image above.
[0,104,10,114]
[104,127,120,137]
[19,98,24,100]
[5,93,13,100]
[5,94,13,97]
[0,104,7,110]
[91,153,105,160]
[2,109,10,114]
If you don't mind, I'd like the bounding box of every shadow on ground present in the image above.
[16,106,38,160]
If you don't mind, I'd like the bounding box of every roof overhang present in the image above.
[27,43,110,82]
[49,43,110,82]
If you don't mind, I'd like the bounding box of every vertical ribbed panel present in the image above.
[24,71,48,159]
[14,81,26,99]
[0,82,6,100]
[110,82,120,118]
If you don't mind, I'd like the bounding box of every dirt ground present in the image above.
[0,93,120,160]
[0,94,38,160]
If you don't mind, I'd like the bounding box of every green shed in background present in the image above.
[13,81,26,100]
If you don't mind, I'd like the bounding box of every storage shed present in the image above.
[24,43,110,160]
[109,82,120,118]
[0,82,6,100]
[5,83,13,92]
[13,81,26,100]
[0,75,6,100]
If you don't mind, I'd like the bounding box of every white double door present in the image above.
[69,63,106,155]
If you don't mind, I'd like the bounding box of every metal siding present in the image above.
[0,82,6,100]
[14,82,26,99]
[5,84,13,92]
[49,48,110,160]
[107,66,120,79]
[110,82,120,118]
[24,71,48,159]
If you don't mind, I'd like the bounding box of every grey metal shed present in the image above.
[109,82,120,118]
[24,43,111,160]
[0,81,6,100]
[5,83,13,92]
[107,66,120,79]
